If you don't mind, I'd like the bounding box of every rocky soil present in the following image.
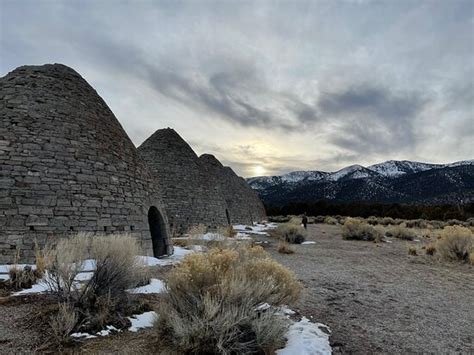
[269,224,474,354]
[1,223,473,354]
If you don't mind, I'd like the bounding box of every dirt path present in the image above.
[269,224,474,354]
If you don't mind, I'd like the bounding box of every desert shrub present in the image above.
[50,303,78,343]
[436,226,473,262]
[44,234,146,336]
[288,216,303,225]
[366,216,378,225]
[342,218,382,242]
[218,225,237,238]
[172,238,188,248]
[35,239,46,276]
[445,219,467,227]
[466,218,474,227]
[84,235,141,301]
[407,246,418,256]
[425,243,437,256]
[386,225,417,241]
[314,215,326,223]
[272,223,306,244]
[324,216,338,225]
[155,246,300,353]
[43,234,90,302]
[277,241,295,254]
[380,217,395,226]
[8,265,41,290]
[469,252,474,265]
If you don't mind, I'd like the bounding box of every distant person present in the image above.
[302,213,308,230]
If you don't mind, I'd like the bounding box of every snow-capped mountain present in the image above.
[247,160,474,205]
[367,160,441,178]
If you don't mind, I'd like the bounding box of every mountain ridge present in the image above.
[247,160,474,206]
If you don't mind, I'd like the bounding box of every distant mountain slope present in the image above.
[247,160,474,205]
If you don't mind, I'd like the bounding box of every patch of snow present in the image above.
[137,247,194,267]
[128,311,157,332]
[13,279,49,295]
[302,241,316,245]
[235,233,252,240]
[71,332,97,339]
[328,164,367,181]
[255,303,271,311]
[280,306,296,316]
[127,279,165,294]
[200,233,226,241]
[74,272,93,281]
[0,274,9,281]
[277,317,332,355]
[0,264,36,273]
[96,325,120,336]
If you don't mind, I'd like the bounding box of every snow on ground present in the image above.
[137,246,194,267]
[277,317,332,355]
[12,279,49,296]
[128,311,158,332]
[0,264,36,273]
[127,279,165,294]
[70,311,157,339]
[302,241,316,245]
[233,223,277,236]
[74,272,94,281]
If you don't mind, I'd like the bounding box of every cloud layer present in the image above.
[1,0,473,176]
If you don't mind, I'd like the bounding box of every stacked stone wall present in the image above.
[0,64,171,263]
[199,154,267,225]
[138,129,229,234]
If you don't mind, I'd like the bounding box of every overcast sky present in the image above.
[1,0,473,177]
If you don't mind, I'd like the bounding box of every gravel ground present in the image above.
[1,224,472,354]
[268,223,474,354]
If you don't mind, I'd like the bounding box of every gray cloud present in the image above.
[319,84,428,154]
[1,0,473,176]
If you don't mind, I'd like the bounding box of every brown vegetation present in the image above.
[154,245,301,354]
[436,226,473,262]
[342,218,382,242]
[277,241,295,254]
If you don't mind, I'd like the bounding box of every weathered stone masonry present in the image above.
[199,154,267,225]
[0,64,172,263]
[138,129,267,234]
[138,129,230,234]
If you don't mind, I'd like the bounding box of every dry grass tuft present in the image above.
[49,303,78,343]
[342,218,382,242]
[324,216,338,225]
[386,225,417,241]
[155,245,300,354]
[277,240,295,254]
[407,246,418,256]
[171,238,188,248]
[218,225,237,238]
[43,234,146,341]
[436,226,473,262]
[425,243,437,256]
[271,223,306,244]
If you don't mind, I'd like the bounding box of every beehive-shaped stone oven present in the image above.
[0,64,172,263]
[199,154,267,225]
[138,129,267,233]
[138,128,229,234]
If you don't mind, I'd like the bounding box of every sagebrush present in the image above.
[155,245,301,354]
[342,218,382,242]
[436,226,473,262]
[271,223,306,244]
